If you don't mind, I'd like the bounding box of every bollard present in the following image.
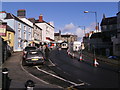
[25,80,35,90]
[2,68,9,90]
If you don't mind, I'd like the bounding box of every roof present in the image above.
[54,33,60,36]
[61,34,77,37]
[35,19,54,28]
[6,25,15,33]
[5,13,33,28]
[2,22,15,33]
[100,16,117,26]
[90,32,102,39]
[61,35,71,37]
[34,23,42,30]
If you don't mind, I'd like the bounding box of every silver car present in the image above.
[23,50,45,66]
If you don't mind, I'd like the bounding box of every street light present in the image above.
[78,26,86,35]
[84,11,99,66]
[78,26,86,60]
[84,11,98,32]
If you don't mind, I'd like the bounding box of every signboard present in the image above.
[0,24,6,36]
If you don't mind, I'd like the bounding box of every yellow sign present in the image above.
[32,58,38,61]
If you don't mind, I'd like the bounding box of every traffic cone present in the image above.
[94,58,99,67]
[68,51,70,55]
[79,55,83,61]
[72,53,75,58]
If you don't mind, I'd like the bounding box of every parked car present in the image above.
[108,56,118,59]
[23,50,45,66]
[23,46,37,59]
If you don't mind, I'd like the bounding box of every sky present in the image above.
[1,2,119,41]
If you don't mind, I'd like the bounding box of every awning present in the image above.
[46,37,54,42]
[28,40,40,44]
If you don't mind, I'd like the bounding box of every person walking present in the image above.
[45,45,50,61]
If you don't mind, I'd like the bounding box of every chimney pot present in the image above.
[17,9,26,18]
[39,14,43,22]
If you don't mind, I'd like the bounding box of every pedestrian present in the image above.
[45,45,50,61]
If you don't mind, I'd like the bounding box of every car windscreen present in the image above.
[25,47,37,51]
[27,51,43,57]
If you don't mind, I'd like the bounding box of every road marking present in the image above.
[78,79,91,86]
[20,59,49,84]
[57,67,62,70]
[35,66,84,86]
[48,59,56,66]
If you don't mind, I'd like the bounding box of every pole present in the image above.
[25,80,35,90]
[2,68,9,90]
[83,26,86,35]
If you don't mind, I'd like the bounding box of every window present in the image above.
[102,25,107,31]
[18,23,21,29]
[28,33,31,40]
[24,26,26,30]
[18,29,21,38]
[18,42,20,47]
[24,31,26,39]
[115,44,120,51]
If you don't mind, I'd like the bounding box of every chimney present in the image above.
[90,31,94,34]
[0,11,6,13]
[17,9,26,18]
[39,14,43,22]
[103,13,106,19]
[85,33,89,37]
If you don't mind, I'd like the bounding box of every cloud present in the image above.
[62,23,75,32]
[59,22,96,41]
[75,28,84,37]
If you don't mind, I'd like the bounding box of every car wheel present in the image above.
[22,60,26,66]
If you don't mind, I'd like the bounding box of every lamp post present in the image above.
[84,11,98,32]
[78,26,86,61]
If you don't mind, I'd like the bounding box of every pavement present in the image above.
[68,50,120,72]
[2,52,62,89]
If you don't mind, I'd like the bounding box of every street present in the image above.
[2,48,120,89]
[49,49,119,88]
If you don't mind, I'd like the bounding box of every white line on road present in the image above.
[78,79,91,86]
[57,67,62,70]
[35,66,84,86]
[20,59,49,84]
[48,59,56,66]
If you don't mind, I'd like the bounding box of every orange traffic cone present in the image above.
[94,58,99,67]
[79,55,83,61]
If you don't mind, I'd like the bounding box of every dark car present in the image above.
[23,50,45,66]
[23,46,37,59]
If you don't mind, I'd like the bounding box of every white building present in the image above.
[0,11,33,51]
[35,14,54,43]
[18,10,42,47]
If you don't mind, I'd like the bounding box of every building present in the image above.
[0,11,33,51]
[17,10,42,46]
[112,2,120,57]
[0,22,15,49]
[84,15,117,56]
[35,14,54,43]
[28,18,42,45]
[54,30,61,42]
[100,15,117,56]
[61,34,77,43]
[54,30,77,43]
